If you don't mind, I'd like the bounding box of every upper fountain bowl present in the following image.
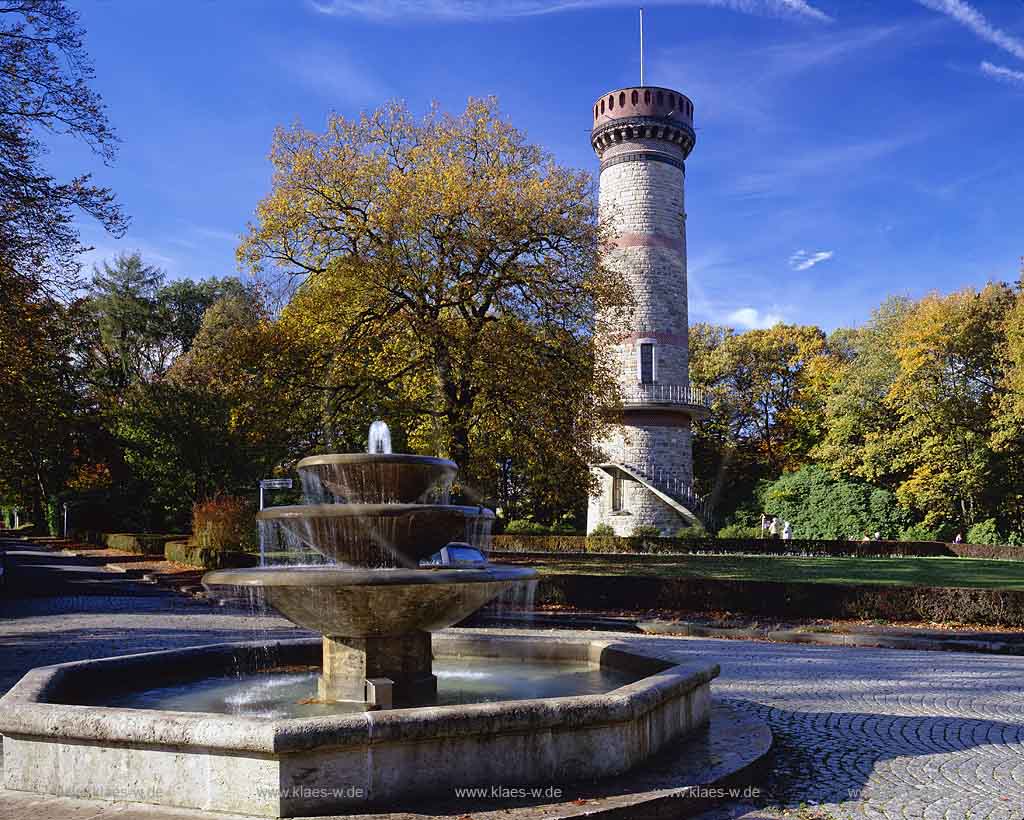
[297,453,456,504]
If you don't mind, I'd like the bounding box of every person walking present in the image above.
[768,517,780,539]
[782,521,793,541]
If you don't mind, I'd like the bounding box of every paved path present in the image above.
[1,546,1022,819]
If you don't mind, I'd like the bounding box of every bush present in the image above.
[192,496,257,551]
[504,519,551,535]
[165,540,258,569]
[899,523,941,542]
[590,523,615,537]
[630,524,662,538]
[762,466,912,540]
[674,524,706,538]
[104,533,187,555]
[716,523,762,539]
[966,518,1003,546]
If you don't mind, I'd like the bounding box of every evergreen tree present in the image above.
[88,253,168,388]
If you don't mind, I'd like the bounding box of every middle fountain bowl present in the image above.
[257,502,494,566]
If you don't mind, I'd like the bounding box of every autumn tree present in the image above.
[813,297,912,486]
[888,284,1015,529]
[239,98,629,512]
[0,273,84,527]
[816,284,1017,533]
[0,1,126,527]
[992,270,1024,534]
[687,322,829,522]
[0,0,125,293]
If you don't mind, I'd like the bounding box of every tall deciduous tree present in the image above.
[688,322,829,524]
[992,268,1024,534]
[888,283,1015,528]
[0,0,125,292]
[238,99,629,509]
[813,297,912,486]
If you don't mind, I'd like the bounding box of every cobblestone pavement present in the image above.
[1,566,1023,819]
[619,632,1024,820]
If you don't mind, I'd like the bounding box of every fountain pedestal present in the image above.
[319,633,436,705]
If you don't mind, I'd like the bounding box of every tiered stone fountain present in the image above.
[0,424,741,817]
[205,426,534,707]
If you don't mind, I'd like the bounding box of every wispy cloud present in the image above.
[980,60,1024,86]
[727,306,785,329]
[281,49,391,104]
[192,226,240,243]
[310,0,831,23]
[749,25,899,78]
[789,249,834,270]
[654,24,902,132]
[914,0,1024,61]
[733,133,923,197]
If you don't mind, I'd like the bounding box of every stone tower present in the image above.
[586,85,710,536]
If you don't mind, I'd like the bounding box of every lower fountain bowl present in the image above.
[203,565,537,637]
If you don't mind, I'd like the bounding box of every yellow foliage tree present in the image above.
[238,98,630,514]
[886,283,1014,527]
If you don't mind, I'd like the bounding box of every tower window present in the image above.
[611,475,623,512]
[631,90,638,105]
[639,341,656,384]
[619,91,626,107]
[608,95,614,110]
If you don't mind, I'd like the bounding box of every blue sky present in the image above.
[57,0,1024,331]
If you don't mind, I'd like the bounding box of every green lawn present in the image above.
[530,555,1024,591]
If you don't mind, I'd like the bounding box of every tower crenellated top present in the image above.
[591,85,695,160]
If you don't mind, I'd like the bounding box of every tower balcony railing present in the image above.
[621,382,711,410]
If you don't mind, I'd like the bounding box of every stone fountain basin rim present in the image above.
[296,453,457,471]
[255,502,494,521]
[202,565,538,588]
[0,633,719,756]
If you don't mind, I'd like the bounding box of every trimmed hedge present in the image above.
[491,534,1024,561]
[164,540,258,570]
[537,575,1024,627]
[0,522,40,536]
[101,533,190,555]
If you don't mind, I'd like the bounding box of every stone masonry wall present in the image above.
[588,423,694,536]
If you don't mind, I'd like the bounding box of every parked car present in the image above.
[421,542,488,567]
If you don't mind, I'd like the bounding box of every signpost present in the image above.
[259,478,294,511]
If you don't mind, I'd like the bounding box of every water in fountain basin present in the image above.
[87,656,638,719]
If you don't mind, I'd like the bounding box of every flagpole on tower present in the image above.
[639,8,645,86]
